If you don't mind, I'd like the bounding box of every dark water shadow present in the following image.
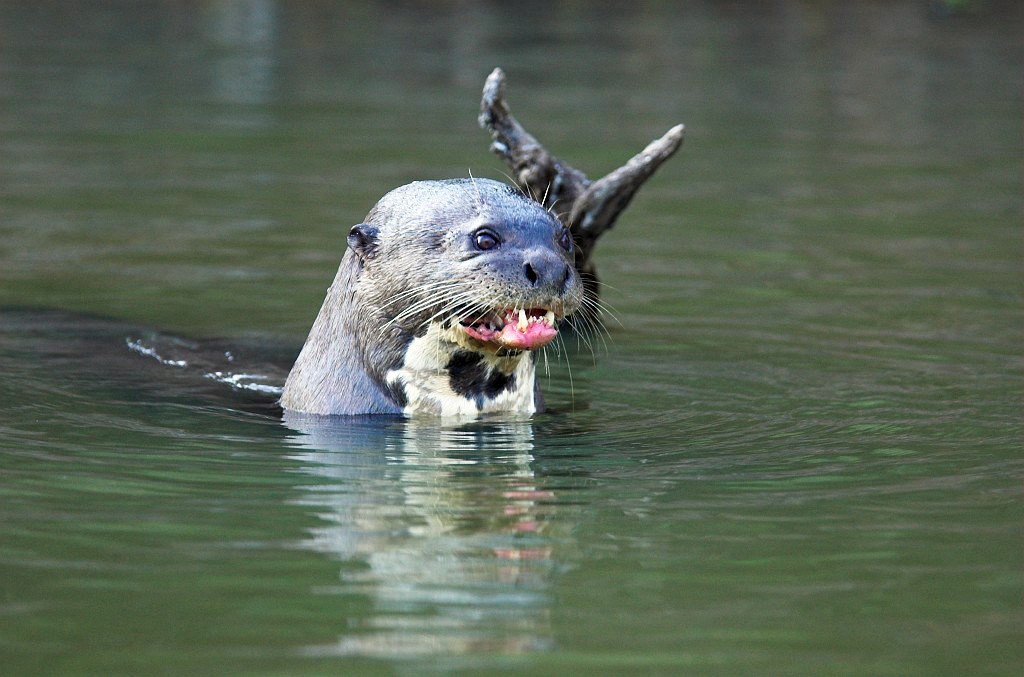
[0,306,293,419]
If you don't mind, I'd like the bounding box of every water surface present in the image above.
[1,2,1021,674]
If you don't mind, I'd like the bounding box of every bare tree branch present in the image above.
[479,67,685,298]
[568,124,686,269]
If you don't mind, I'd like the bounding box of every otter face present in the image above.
[350,179,584,416]
[355,179,583,354]
[445,204,581,353]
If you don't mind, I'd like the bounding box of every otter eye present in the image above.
[473,227,501,251]
[558,227,574,253]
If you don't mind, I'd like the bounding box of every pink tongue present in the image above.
[496,321,557,350]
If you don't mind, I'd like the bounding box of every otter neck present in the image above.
[281,257,408,416]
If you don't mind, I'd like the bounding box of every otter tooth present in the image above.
[517,308,528,332]
[544,310,555,326]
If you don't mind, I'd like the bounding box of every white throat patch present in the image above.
[385,322,537,418]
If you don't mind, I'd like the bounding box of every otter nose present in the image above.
[522,252,572,291]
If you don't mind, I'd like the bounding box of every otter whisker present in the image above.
[376,282,456,313]
[574,287,621,331]
[563,299,615,363]
[378,279,457,306]
[402,292,488,334]
[387,287,470,318]
[384,297,478,337]
[415,297,485,333]
[468,168,483,211]
[558,331,576,411]
[378,288,481,339]
[496,169,519,190]
[564,317,601,364]
[380,282,474,318]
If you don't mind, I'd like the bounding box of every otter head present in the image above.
[282,178,584,417]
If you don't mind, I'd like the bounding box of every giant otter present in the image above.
[281,179,583,417]
[282,68,684,418]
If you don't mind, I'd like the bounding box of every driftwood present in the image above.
[479,67,685,303]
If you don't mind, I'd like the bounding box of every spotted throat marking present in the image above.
[385,323,537,417]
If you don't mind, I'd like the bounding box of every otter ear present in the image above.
[347,224,379,263]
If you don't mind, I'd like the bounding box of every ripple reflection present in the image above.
[283,414,564,659]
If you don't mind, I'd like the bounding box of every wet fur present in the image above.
[281,179,581,417]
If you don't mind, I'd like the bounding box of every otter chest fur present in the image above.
[280,179,582,418]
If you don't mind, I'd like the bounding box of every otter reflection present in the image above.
[283,414,569,658]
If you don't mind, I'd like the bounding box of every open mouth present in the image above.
[459,307,559,351]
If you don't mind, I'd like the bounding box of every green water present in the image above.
[1,2,1021,674]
